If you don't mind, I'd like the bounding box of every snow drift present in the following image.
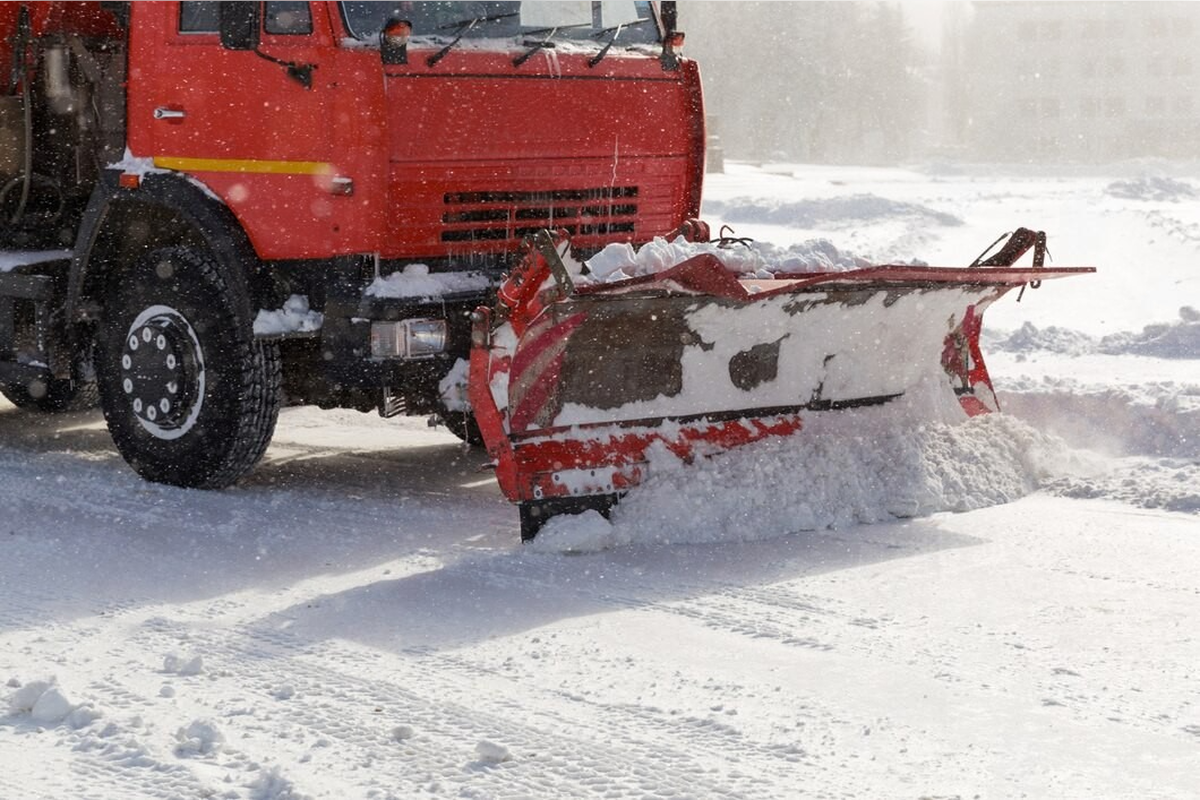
[531,398,1081,554]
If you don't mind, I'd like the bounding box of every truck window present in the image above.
[179,2,313,37]
[339,1,657,45]
[179,1,220,34]
[265,2,314,35]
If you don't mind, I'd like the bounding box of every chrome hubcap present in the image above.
[122,305,205,439]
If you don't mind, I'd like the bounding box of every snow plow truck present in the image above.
[0,2,1092,538]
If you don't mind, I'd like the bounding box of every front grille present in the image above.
[441,186,638,243]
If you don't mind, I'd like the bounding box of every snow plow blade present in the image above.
[469,227,1094,539]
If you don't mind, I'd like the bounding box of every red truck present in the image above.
[0,1,703,488]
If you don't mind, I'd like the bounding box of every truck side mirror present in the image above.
[381,19,412,65]
[219,2,261,51]
[659,1,681,71]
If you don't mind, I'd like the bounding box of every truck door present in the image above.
[131,2,340,259]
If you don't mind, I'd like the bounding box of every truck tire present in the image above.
[95,246,281,489]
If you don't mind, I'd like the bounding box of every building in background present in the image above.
[959,1,1200,162]
[683,1,1200,165]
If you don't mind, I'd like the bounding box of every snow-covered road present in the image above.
[1,414,1196,798]
[2,163,1198,798]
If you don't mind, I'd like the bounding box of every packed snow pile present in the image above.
[254,295,323,336]
[367,263,493,299]
[474,740,513,764]
[528,509,619,554]
[531,402,1081,554]
[986,322,1096,356]
[580,234,873,283]
[1105,176,1198,202]
[1044,457,1200,513]
[437,357,471,413]
[991,308,1200,359]
[6,679,101,729]
[704,194,962,229]
[1096,309,1200,358]
[174,718,224,757]
[247,766,311,800]
[162,653,205,676]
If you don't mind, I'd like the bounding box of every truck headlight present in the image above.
[405,319,447,356]
[370,319,448,359]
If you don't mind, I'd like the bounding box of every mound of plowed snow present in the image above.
[579,234,877,283]
[1105,176,1198,202]
[991,307,1200,359]
[530,398,1086,554]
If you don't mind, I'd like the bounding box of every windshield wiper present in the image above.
[427,11,520,67]
[521,21,593,38]
[512,22,592,67]
[588,17,655,68]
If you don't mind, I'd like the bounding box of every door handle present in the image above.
[153,107,186,120]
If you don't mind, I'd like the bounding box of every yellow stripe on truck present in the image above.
[153,156,334,176]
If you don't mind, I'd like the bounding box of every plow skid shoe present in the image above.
[469,230,1094,537]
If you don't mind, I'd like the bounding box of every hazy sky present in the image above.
[898,0,953,51]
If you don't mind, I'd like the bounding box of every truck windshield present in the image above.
[340,1,658,45]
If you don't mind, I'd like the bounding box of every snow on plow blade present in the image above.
[469,228,1094,539]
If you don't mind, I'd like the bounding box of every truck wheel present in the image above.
[96,247,281,489]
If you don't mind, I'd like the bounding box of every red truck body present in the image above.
[0,1,705,490]
[124,3,703,260]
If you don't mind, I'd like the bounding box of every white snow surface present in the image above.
[581,233,874,282]
[253,295,324,336]
[366,263,493,299]
[106,148,163,177]
[1,162,1197,799]
[437,357,472,413]
[0,250,71,272]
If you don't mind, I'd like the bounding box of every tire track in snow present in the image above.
[651,597,835,651]
[0,718,211,800]
[426,649,826,783]
[363,563,900,793]
[4,548,911,798]
[113,617,763,799]
[240,631,770,798]
[67,742,212,800]
[0,443,499,545]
